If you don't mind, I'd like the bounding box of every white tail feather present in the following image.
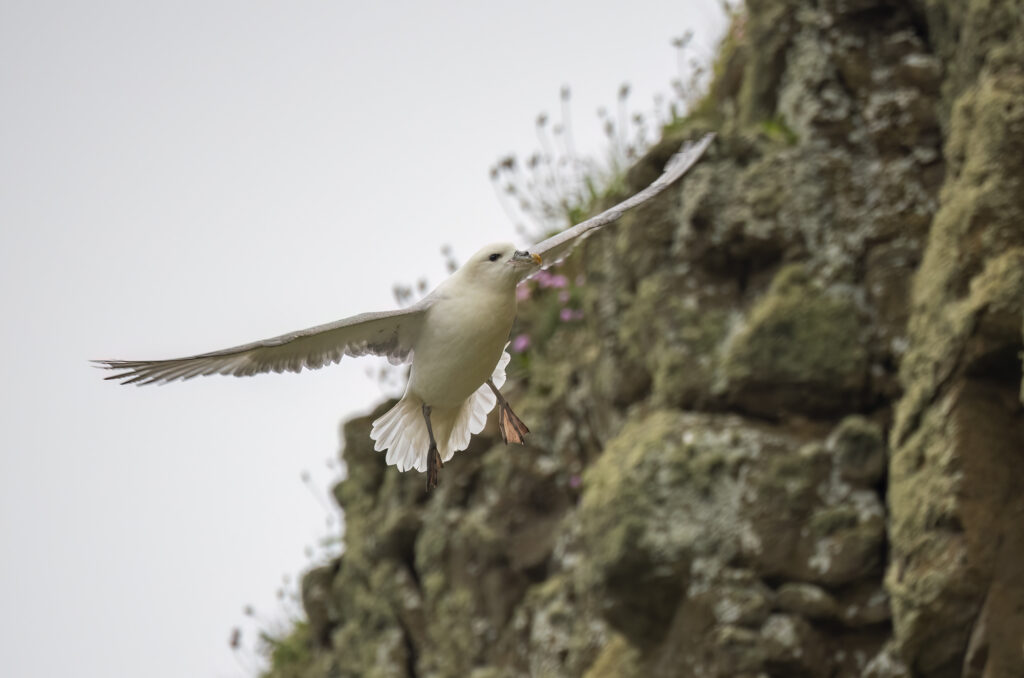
[370,348,511,473]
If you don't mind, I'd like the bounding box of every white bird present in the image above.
[95,133,714,489]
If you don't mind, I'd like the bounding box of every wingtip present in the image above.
[91,359,116,372]
[91,359,141,385]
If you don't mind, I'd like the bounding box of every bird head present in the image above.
[458,242,541,291]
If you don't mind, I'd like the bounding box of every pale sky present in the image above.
[0,2,726,676]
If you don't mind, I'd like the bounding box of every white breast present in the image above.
[407,283,516,408]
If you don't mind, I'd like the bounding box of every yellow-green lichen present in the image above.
[722,264,868,415]
[582,633,642,678]
[262,622,315,678]
[619,273,733,408]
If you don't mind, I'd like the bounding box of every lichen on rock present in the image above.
[261,1,1024,676]
[721,263,869,417]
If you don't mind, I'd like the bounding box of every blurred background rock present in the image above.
[263,0,1024,676]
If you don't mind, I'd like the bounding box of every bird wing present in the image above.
[94,302,429,385]
[520,132,714,281]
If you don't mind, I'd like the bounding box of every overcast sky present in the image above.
[0,2,726,676]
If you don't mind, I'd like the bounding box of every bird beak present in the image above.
[512,250,542,265]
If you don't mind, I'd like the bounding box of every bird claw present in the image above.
[498,404,530,445]
[426,444,443,491]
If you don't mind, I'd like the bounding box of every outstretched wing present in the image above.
[94,302,429,385]
[520,132,714,281]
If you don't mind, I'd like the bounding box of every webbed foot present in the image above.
[497,403,530,445]
[487,379,530,445]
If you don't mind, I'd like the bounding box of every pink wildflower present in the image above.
[535,270,569,289]
[512,333,531,353]
[516,285,531,301]
[559,308,584,322]
[547,274,568,289]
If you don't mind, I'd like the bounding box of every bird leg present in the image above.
[421,404,443,490]
[487,379,530,445]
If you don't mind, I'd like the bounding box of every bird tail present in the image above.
[444,348,510,461]
[370,396,431,472]
[369,349,510,474]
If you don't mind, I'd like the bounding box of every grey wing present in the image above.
[520,132,714,281]
[94,302,429,385]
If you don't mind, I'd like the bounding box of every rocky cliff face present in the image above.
[266,1,1024,676]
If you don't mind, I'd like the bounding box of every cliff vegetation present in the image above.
[263,1,1024,676]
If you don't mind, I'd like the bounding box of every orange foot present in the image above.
[497,403,530,445]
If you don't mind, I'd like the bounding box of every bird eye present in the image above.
[488,253,501,262]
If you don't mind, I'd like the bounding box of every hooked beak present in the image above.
[512,250,543,265]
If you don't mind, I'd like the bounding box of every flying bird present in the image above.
[95,133,714,489]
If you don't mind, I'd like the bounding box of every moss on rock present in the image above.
[257,2,1024,676]
[582,634,641,678]
[886,7,1024,674]
[578,411,692,646]
[722,264,869,417]
[618,272,733,408]
[828,415,886,486]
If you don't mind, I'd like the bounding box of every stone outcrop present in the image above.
[264,1,1024,676]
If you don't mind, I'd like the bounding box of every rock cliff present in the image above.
[265,1,1024,676]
